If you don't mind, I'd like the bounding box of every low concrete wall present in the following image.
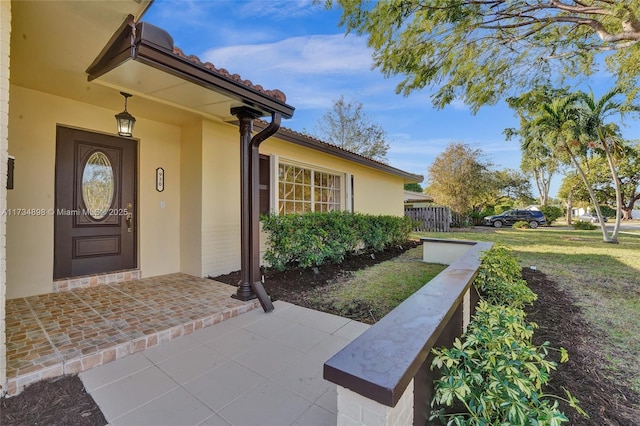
[421,237,476,265]
[324,238,492,425]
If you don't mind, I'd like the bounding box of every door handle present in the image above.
[126,203,133,233]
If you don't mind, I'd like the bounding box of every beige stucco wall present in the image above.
[260,138,406,216]
[0,0,11,396]
[180,121,203,276]
[200,120,241,276]
[137,111,181,281]
[7,85,181,298]
[177,118,242,279]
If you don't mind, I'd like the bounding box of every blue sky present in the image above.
[144,0,639,199]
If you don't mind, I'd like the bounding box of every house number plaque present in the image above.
[156,167,164,192]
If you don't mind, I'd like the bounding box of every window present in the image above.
[259,155,270,215]
[278,163,342,214]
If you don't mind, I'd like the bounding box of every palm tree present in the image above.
[577,88,639,243]
[506,85,568,206]
[534,95,615,243]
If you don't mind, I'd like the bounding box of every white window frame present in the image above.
[271,156,348,215]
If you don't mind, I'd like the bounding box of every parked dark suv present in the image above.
[483,209,546,228]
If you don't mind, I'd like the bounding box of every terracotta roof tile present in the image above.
[173,47,287,103]
[260,120,382,162]
[255,119,423,183]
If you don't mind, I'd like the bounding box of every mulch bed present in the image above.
[523,268,640,425]
[0,375,106,426]
[2,242,638,425]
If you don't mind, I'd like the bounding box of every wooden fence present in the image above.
[405,206,451,232]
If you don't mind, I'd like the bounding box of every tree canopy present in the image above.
[333,0,640,111]
[313,96,390,162]
[492,169,534,205]
[559,144,640,220]
[516,87,638,242]
[506,86,570,205]
[426,142,493,214]
[404,182,424,192]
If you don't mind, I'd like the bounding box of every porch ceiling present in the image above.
[10,0,206,126]
[91,55,240,121]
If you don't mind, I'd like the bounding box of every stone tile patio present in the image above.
[5,273,260,396]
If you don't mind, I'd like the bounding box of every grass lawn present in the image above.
[308,246,446,323]
[415,226,640,394]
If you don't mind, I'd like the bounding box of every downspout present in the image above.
[248,112,281,312]
[230,107,280,312]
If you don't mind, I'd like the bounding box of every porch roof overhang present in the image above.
[86,16,295,122]
[253,121,424,184]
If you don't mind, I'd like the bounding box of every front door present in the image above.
[54,126,137,279]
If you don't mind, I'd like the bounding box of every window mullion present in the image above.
[311,170,315,213]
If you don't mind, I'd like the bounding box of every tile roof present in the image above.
[255,119,423,183]
[173,47,287,103]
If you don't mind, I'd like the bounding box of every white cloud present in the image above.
[201,34,372,78]
[447,99,469,111]
[144,0,210,26]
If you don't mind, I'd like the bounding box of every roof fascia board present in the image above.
[86,15,136,81]
[87,21,295,119]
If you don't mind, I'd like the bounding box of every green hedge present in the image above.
[260,211,413,271]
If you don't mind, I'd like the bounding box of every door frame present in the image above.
[53,124,139,279]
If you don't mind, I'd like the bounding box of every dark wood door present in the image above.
[54,126,137,279]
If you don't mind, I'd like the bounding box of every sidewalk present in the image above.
[79,301,369,426]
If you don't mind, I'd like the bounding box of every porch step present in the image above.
[52,269,141,292]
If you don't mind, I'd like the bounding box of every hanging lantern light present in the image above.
[115,92,136,137]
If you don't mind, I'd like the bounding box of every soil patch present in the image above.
[523,268,640,425]
[213,240,422,323]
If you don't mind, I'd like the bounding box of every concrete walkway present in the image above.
[79,301,369,426]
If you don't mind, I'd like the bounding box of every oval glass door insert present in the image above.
[82,151,114,220]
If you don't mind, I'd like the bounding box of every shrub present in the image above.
[451,212,472,228]
[539,205,563,225]
[573,220,596,230]
[474,245,536,308]
[431,246,586,425]
[260,211,412,271]
[479,206,495,217]
[467,210,485,226]
[513,220,530,229]
[430,302,582,426]
[495,205,512,214]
